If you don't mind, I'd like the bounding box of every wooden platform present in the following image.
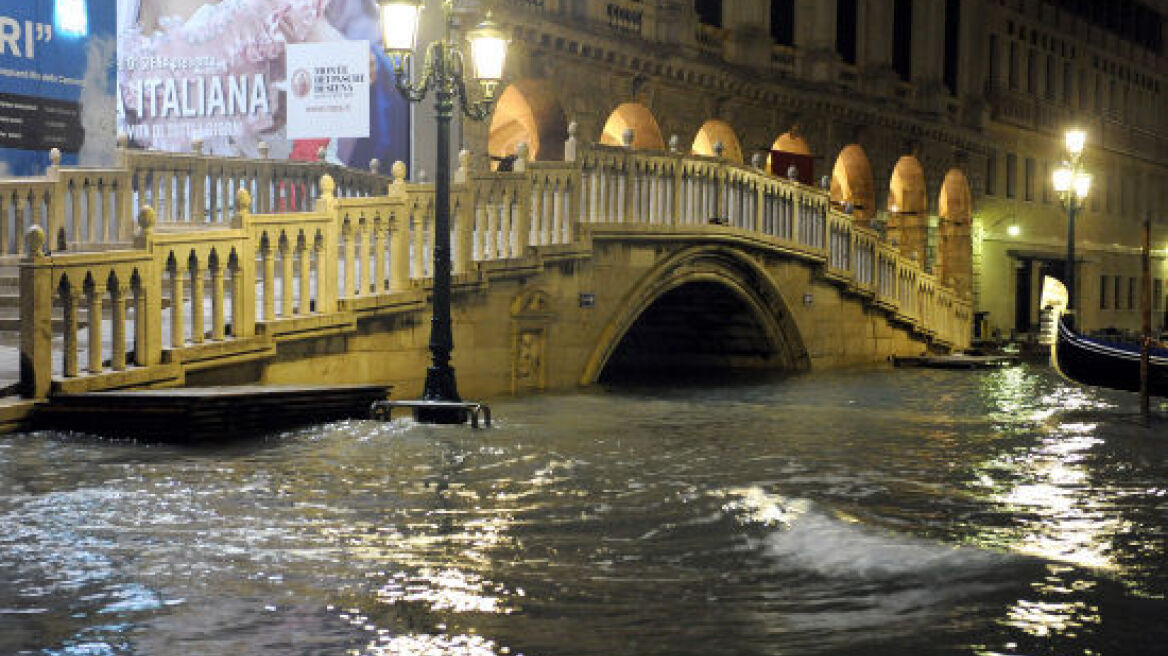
[34,384,391,442]
[892,354,1020,369]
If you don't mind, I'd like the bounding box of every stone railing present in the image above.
[0,141,385,257]
[15,129,971,399]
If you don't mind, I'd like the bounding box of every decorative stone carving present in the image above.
[510,288,556,393]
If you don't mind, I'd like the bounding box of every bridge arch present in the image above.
[829,144,875,223]
[582,246,808,383]
[691,119,744,163]
[938,168,973,296]
[488,79,569,167]
[599,102,666,150]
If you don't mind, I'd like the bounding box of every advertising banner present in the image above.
[286,40,369,140]
[116,0,409,169]
[0,0,118,176]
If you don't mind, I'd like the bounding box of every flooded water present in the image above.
[2,364,1167,656]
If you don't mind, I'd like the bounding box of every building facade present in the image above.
[439,0,1167,339]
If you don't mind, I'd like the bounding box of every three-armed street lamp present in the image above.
[1051,128,1092,319]
[377,0,508,423]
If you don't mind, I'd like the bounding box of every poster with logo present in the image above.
[116,0,409,168]
[0,0,118,177]
[286,41,369,140]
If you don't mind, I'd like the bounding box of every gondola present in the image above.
[1039,276,1168,397]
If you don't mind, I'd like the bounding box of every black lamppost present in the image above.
[378,0,508,423]
[1052,128,1092,318]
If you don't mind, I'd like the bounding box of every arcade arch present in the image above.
[887,155,929,262]
[829,144,875,222]
[487,79,569,168]
[938,168,973,296]
[599,102,665,150]
[691,119,744,163]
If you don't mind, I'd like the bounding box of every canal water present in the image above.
[2,364,1167,656]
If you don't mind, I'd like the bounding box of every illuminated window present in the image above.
[56,0,88,36]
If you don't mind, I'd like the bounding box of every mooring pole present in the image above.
[1140,211,1151,417]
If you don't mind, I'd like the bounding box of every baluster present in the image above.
[412,210,426,278]
[86,280,103,373]
[170,261,185,348]
[69,181,82,244]
[390,212,410,290]
[541,181,553,244]
[111,283,127,371]
[484,197,499,259]
[262,239,276,320]
[552,181,564,244]
[211,259,225,339]
[372,220,385,293]
[299,238,312,313]
[281,236,294,312]
[343,221,357,294]
[61,286,79,377]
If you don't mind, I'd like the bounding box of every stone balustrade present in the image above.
[12,132,971,400]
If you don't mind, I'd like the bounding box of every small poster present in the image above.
[286,41,370,140]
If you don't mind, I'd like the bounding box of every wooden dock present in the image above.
[34,384,391,442]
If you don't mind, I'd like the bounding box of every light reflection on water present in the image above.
[1,364,1166,656]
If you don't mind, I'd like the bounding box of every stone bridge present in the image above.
[3,132,971,419]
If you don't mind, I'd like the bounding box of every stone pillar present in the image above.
[722,0,772,68]
[858,0,896,96]
[19,226,52,399]
[795,0,837,83]
[110,283,128,371]
[913,0,947,112]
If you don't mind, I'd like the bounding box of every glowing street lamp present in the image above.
[377,0,509,423]
[1052,128,1091,316]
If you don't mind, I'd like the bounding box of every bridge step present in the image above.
[34,384,392,442]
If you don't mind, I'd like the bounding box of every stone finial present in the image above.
[621,128,635,148]
[25,225,45,257]
[136,206,156,248]
[751,152,764,169]
[515,142,529,173]
[117,133,129,149]
[418,169,428,182]
[787,165,799,180]
[319,174,335,199]
[258,141,270,159]
[454,149,470,184]
[236,186,253,211]
[844,201,855,215]
[370,158,380,175]
[820,175,830,190]
[317,146,327,162]
[49,148,61,168]
[192,139,204,155]
[713,141,725,159]
[390,160,407,196]
[668,134,680,153]
[565,121,578,162]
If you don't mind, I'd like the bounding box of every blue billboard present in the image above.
[0,0,118,176]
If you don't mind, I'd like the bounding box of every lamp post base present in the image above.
[415,365,467,424]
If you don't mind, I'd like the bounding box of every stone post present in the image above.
[19,226,51,399]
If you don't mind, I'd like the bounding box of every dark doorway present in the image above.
[1015,260,1032,334]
